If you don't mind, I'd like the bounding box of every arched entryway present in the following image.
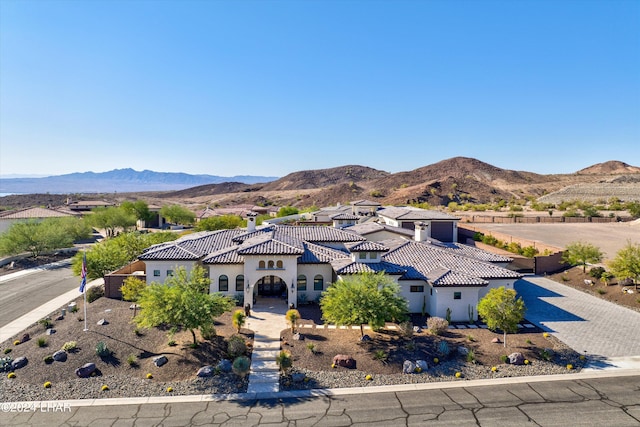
[255,275,287,297]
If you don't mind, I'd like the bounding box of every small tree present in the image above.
[232,309,247,333]
[285,309,300,333]
[121,276,146,317]
[608,241,640,290]
[135,266,233,345]
[320,272,409,337]
[276,350,292,373]
[160,205,195,226]
[562,242,603,273]
[477,287,526,347]
[88,206,137,238]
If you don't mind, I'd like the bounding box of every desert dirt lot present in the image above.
[467,221,640,261]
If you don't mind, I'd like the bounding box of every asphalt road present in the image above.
[0,263,78,328]
[3,374,639,426]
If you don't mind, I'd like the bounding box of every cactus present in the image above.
[445,307,452,323]
[468,305,475,324]
[438,340,450,357]
[0,357,13,372]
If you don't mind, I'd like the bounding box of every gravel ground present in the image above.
[281,359,583,390]
[0,373,248,402]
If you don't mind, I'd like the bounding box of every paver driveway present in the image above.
[515,276,640,359]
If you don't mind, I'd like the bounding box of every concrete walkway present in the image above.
[245,297,288,393]
[515,276,640,369]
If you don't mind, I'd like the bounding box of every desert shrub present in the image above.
[38,318,52,330]
[427,317,449,335]
[95,341,111,357]
[500,355,509,363]
[539,349,552,361]
[87,285,104,303]
[404,340,416,351]
[373,349,388,363]
[200,324,216,341]
[275,350,292,372]
[62,341,77,352]
[306,343,317,354]
[36,337,47,348]
[521,246,539,258]
[231,309,246,333]
[227,335,247,358]
[473,232,483,242]
[466,348,476,363]
[399,321,414,338]
[589,266,606,279]
[232,356,251,377]
[167,340,177,347]
[126,354,139,367]
[3,348,12,354]
[285,309,300,333]
[68,305,79,313]
[597,289,606,295]
[43,355,54,364]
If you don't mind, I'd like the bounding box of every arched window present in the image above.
[268,260,275,269]
[297,275,307,291]
[236,275,244,292]
[314,275,324,291]
[258,260,265,269]
[276,260,283,269]
[219,275,228,292]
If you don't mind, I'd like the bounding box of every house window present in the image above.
[276,260,283,269]
[258,261,265,269]
[297,275,307,291]
[410,285,424,292]
[219,275,228,292]
[166,270,173,277]
[236,275,244,292]
[454,291,461,300]
[153,270,160,277]
[268,260,274,269]
[430,288,433,295]
[314,275,324,291]
[359,252,366,260]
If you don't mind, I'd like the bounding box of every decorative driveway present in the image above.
[515,276,640,360]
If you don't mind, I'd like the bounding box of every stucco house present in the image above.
[138,207,520,322]
[0,206,80,234]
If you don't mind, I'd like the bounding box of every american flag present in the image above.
[79,251,87,293]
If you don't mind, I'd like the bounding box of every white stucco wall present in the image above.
[432,287,482,322]
[208,264,245,295]
[297,264,333,304]
[145,261,197,284]
[397,279,430,314]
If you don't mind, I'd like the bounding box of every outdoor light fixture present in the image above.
[291,281,295,291]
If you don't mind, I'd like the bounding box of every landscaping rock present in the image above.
[11,357,28,370]
[413,326,422,333]
[55,315,64,321]
[52,350,67,362]
[197,366,214,377]
[129,304,139,310]
[46,328,56,335]
[20,333,30,343]
[508,352,525,365]
[153,355,168,367]
[75,363,96,378]
[416,360,429,371]
[360,335,372,342]
[333,354,356,369]
[216,359,232,373]
[97,319,109,326]
[457,346,469,356]
[291,373,306,383]
[403,360,416,374]
[491,337,501,344]
[293,333,304,341]
[68,302,77,312]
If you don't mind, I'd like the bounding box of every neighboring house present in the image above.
[67,200,114,212]
[138,206,520,322]
[0,206,80,234]
[377,207,460,242]
[350,199,381,216]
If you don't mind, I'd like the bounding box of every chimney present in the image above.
[415,221,429,242]
[246,212,258,233]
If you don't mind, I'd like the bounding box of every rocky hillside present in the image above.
[577,161,640,175]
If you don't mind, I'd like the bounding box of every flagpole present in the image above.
[80,250,88,332]
[83,287,88,332]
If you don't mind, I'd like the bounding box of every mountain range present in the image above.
[0,168,278,194]
[1,158,638,211]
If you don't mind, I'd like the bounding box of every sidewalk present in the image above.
[0,259,73,284]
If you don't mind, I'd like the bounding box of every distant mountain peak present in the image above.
[576,161,640,175]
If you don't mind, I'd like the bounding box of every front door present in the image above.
[257,275,286,297]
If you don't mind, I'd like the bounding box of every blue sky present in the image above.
[1,0,638,178]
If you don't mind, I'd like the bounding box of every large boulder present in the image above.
[360,335,372,342]
[96,319,109,326]
[332,354,356,369]
[153,355,168,367]
[11,356,28,370]
[293,333,304,341]
[217,359,232,373]
[75,363,96,378]
[403,360,416,374]
[197,366,214,377]
[508,352,525,366]
[52,350,67,362]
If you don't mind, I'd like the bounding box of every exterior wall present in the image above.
[361,230,412,242]
[208,264,245,296]
[432,287,482,322]
[0,219,19,234]
[397,279,429,313]
[297,264,333,305]
[480,278,516,299]
[144,260,196,284]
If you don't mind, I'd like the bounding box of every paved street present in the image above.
[3,373,639,426]
[0,261,77,328]
[516,276,640,360]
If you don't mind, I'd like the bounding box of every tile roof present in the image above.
[0,207,77,219]
[299,242,350,264]
[351,199,382,206]
[378,207,460,221]
[139,229,243,260]
[345,240,389,252]
[331,259,407,275]
[427,241,513,263]
[345,221,415,238]
[380,240,520,287]
[275,225,365,243]
[236,233,305,256]
[329,213,360,220]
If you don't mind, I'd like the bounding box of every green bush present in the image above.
[36,337,47,348]
[427,317,449,335]
[589,267,606,279]
[500,355,509,363]
[95,341,111,357]
[275,350,292,372]
[43,355,54,364]
[466,348,476,363]
[62,341,77,352]
[232,356,251,377]
[87,285,104,303]
[227,335,247,358]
